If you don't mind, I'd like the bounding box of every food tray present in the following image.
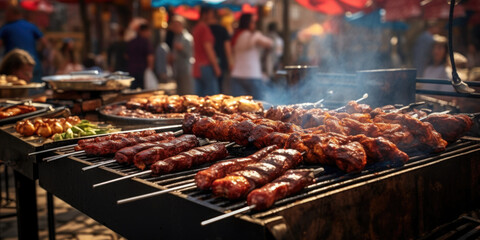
[42,71,133,91]
[98,101,183,126]
[0,82,45,98]
[0,101,53,125]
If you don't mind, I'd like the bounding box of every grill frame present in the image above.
[37,136,480,240]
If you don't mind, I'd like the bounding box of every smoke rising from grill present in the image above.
[262,16,407,107]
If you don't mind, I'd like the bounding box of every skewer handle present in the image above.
[28,143,78,156]
[117,182,196,205]
[82,159,116,171]
[92,170,152,188]
[201,205,256,226]
[334,93,368,111]
[44,150,84,162]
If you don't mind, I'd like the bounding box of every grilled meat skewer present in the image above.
[115,139,175,164]
[133,134,199,170]
[247,169,316,210]
[151,143,229,175]
[82,132,175,156]
[212,149,303,199]
[195,145,279,190]
[75,129,157,151]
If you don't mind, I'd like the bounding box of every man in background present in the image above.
[209,11,233,93]
[126,23,154,89]
[0,5,47,82]
[170,15,194,95]
[192,7,221,96]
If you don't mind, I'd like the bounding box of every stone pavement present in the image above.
[0,166,126,240]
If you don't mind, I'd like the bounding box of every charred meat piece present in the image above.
[373,112,447,153]
[151,143,229,175]
[348,134,409,165]
[115,138,175,164]
[423,114,473,143]
[82,132,175,156]
[344,101,372,114]
[195,145,279,190]
[247,169,315,210]
[76,130,157,150]
[211,149,303,199]
[133,134,199,170]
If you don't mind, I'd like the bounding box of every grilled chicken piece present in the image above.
[423,114,473,143]
[344,101,372,114]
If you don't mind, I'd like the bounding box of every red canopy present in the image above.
[295,0,369,15]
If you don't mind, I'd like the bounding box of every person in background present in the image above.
[170,15,194,95]
[0,49,35,83]
[422,35,449,80]
[209,10,233,93]
[264,22,283,79]
[56,38,83,74]
[192,7,221,96]
[0,5,47,82]
[107,27,127,72]
[154,41,170,84]
[413,21,442,77]
[126,23,154,89]
[230,13,272,100]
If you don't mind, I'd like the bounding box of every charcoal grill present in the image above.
[37,135,480,240]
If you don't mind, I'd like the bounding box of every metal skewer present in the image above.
[419,110,451,121]
[28,143,79,156]
[92,170,152,188]
[28,124,183,156]
[201,205,256,226]
[82,159,116,171]
[43,150,85,162]
[334,93,368,112]
[117,182,196,205]
[391,101,426,113]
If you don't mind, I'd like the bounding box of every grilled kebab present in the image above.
[76,129,157,151]
[212,149,303,199]
[247,169,316,210]
[133,134,199,170]
[82,132,175,156]
[195,145,279,190]
[151,143,229,175]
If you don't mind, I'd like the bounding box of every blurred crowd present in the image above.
[1,5,480,102]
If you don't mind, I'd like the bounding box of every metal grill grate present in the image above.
[420,216,480,240]
[58,137,480,219]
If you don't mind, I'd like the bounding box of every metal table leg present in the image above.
[13,170,39,240]
[47,192,56,240]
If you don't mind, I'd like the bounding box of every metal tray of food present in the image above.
[0,82,45,98]
[0,101,53,125]
[98,101,184,125]
[42,71,134,92]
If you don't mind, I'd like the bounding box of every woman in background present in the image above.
[422,35,449,80]
[230,13,272,100]
[0,48,36,83]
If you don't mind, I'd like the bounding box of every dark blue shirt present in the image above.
[0,19,43,60]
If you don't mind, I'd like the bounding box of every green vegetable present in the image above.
[53,133,63,141]
[71,126,84,134]
[85,130,97,136]
[65,128,74,139]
